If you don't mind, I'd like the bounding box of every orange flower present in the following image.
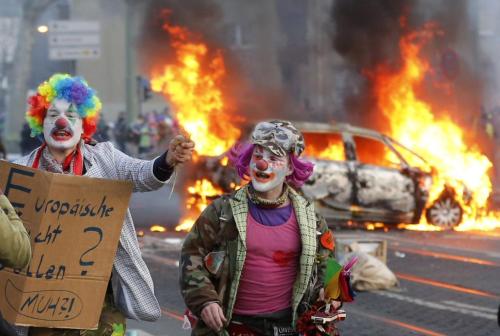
[320,231,335,251]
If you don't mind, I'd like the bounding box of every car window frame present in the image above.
[383,136,431,172]
[301,129,351,163]
[348,133,408,170]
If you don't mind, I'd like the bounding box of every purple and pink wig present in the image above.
[26,73,102,139]
[227,142,314,189]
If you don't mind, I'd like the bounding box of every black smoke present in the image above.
[137,0,223,75]
[332,0,414,70]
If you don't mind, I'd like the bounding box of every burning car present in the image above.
[195,121,466,230]
[150,15,497,233]
[297,121,466,229]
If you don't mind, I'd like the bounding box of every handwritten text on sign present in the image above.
[0,162,132,329]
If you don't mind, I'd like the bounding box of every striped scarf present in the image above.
[32,141,84,175]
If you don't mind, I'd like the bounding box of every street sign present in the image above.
[49,47,100,60]
[49,20,100,33]
[48,20,100,61]
[49,34,100,47]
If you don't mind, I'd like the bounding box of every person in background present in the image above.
[9,73,195,336]
[93,116,111,143]
[113,112,129,154]
[0,137,6,160]
[129,114,153,158]
[20,122,42,156]
[180,120,337,335]
[152,120,175,158]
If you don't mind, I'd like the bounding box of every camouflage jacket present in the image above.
[180,185,334,336]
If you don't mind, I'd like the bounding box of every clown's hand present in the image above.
[166,134,195,167]
[319,288,342,312]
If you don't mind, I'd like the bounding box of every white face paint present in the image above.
[249,146,292,193]
[43,99,83,150]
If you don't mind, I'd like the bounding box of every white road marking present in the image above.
[441,300,498,314]
[126,330,156,336]
[441,234,500,242]
[365,233,500,259]
[163,237,183,245]
[374,291,497,320]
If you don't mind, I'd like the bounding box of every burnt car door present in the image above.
[349,134,416,224]
[301,130,355,221]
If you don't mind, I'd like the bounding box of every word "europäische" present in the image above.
[34,196,114,219]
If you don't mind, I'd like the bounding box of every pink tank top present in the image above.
[233,209,301,315]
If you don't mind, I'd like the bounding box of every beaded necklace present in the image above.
[246,183,290,208]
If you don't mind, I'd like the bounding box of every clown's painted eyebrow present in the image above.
[47,103,77,113]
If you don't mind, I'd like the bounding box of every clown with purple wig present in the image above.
[180,120,342,336]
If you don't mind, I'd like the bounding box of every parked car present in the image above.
[295,122,464,229]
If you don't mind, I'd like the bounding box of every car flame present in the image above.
[373,23,498,231]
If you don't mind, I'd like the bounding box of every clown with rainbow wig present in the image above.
[180,120,343,336]
[7,73,195,336]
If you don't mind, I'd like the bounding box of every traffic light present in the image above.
[137,76,153,102]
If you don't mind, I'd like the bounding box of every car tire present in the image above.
[425,197,463,229]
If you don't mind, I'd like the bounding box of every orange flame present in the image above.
[175,179,223,232]
[151,17,241,157]
[303,133,345,161]
[150,225,166,233]
[373,23,499,231]
[151,14,242,231]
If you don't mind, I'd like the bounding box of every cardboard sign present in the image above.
[0,161,133,329]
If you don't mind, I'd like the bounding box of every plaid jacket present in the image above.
[11,142,166,335]
[180,185,334,336]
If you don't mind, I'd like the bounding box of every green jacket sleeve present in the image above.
[315,213,335,296]
[0,195,31,269]
[179,202,222,316]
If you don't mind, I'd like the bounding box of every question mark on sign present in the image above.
[79,226,103,276]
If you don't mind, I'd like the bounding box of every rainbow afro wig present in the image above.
[26,73,102,138]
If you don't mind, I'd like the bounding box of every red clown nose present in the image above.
[256,160,268,171]
[55,118,69,129]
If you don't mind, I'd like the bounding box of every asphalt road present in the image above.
[129,188,182,229]
[126,228,500,336]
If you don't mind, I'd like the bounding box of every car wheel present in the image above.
[425,197,463,229]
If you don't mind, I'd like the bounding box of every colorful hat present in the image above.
[250,120,305,157]
[26,73,102,138]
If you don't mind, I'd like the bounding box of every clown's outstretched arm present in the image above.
[111,135,195,192]
[0,194,31,269]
